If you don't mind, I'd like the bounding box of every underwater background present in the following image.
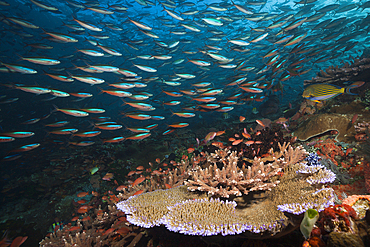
[1,0,370,246]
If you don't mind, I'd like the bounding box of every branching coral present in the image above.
[185,143,307,198]
[117,143,336,238]
[40,205,144,247]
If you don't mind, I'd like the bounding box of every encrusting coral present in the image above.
[293,113,355,142]
[117,143,336,238]
[342,195,370,219]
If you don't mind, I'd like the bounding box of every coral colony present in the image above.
[116,143,336,237]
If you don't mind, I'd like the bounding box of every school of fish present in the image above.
[1,0,369,160]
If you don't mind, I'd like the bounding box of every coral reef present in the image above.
[354,121,370,141]
[117,143,336,238]
[342,195,370,219]
[293,113,355,142]
[227,125,292,164]
[185,143,297,198]
[40,204,145,247]
[304,57,370,85]
[316,204,357,234]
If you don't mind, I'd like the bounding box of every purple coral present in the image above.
[306,152,321,166]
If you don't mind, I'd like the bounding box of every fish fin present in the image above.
[96,86,104,95]
[345,86,357,95]
[51,104,59,113]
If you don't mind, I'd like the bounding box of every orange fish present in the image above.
[77,205,92,214]
[9,236,28,247]
[239,116,245,122]
[245,140,255,145]
[102,172,114,181]
[127,171,136,176]
[256,119,265,128]
[151,170,162,175]
[187,148,195,153]
[229,137,236,142]
[216,130,225,136]
[242,132,251,139]
[103,228,115,236]
[132,176,145,187]
[116,227,130,236]
[136,166,144,170]
[81,216,91,222]
[155,158,161,163]
[165,184,172,189]
[116,185,127,191]
[232,139,243,145]
[71,216,79,221]
[77,199,87,204]
[133,190,144,196]
[68,226,81,231]
[211,141,224,148]
[77,192,89,197]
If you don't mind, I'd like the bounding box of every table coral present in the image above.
[117,144,336,238]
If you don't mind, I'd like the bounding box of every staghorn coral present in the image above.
[227,125,292,163]
[185,143,306,198]
[40,204,144,247]
[117,144,336,238]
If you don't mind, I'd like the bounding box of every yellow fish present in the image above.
[302,81,364,102]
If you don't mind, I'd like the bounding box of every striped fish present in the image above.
[302,82,364,102]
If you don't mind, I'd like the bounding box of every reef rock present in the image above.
[327,232,365,247]
[293,113,355,142]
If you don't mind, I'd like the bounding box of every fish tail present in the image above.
[344,86,356,95]
[96,86,104,95]
[51,104,59,113]
[345,81,364,95]
[88,121,96,129]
